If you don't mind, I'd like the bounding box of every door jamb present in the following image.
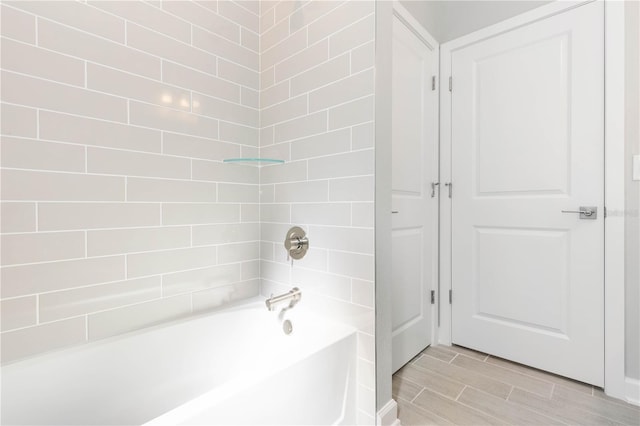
[438,0,626,399]
[603,0,626,401]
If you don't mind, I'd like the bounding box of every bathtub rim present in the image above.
[0,295,347,368]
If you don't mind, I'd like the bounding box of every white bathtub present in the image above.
[1,297,357,425]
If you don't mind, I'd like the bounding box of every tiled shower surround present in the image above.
[258,1,376,421]
[0,0,375,422]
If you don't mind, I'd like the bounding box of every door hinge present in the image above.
[432,76,436,91]
[604,206,607,219]
[449,76,452,92]
[430,290,435,304]
[449,289,452,304]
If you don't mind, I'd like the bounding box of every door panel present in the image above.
[474,33,570,196]
[451,2,604,386]
[392,229,425,330]
[474,227,569,333]
[391,12,439,373]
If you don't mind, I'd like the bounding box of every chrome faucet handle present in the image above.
[284,226,309,260]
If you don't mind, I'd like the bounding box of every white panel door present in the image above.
[391,12,438,373]
[450,2,604,385]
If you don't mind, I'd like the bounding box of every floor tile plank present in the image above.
[509,387,620,426]
[553,386,640,426]
[452,354,554,398]
[413,354,512,399]
[393,346,638,426]
[486,355,593,394]
[413,388,508,425]
[593,388,640,411]
[392,375,423,402]
[459,386,567,425]
[448,344,489,361]
[396,363,466,399]
[422,345,458,363]
[397,397,455,426]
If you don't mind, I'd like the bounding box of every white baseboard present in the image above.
[376,398,401,426]
[626,377,640,406]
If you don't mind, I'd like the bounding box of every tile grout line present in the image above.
[409,387,425,404]
[35,15,39,46]
[35,294,40,324]
[455,384,468,401]
[506,385,515,401]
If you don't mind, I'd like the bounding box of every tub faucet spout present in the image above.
[265,287,301,311]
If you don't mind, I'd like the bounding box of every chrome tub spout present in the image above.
[265,287,301,311]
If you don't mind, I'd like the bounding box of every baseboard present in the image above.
[376,398,401,426]
[626,377,640,406]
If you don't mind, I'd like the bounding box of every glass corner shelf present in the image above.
[223,158,285,165]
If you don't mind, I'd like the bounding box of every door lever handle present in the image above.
[561,206,597,220]
[561,209,593,216]
[444,182,452,198]
[430,182,439,198]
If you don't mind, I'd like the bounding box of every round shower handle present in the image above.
[284,226,309,260]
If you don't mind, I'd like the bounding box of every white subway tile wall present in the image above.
[258,1,375,422]
[1,0,376,421]
[1,0,260,363]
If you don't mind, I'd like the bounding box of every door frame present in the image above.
[438,0,627,400]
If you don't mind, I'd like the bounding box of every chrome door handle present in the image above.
[430,182,439,198]
[561,206,597,220]
[444,182,452,198]
[562,209,593,216]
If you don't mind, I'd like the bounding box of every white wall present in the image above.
[1,0,261,364]
[374,0,394,414]
[257,2,376,423]
[625,0,640,381]
[400,0,551,42]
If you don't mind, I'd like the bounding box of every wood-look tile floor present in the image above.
[393,345,640,426]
